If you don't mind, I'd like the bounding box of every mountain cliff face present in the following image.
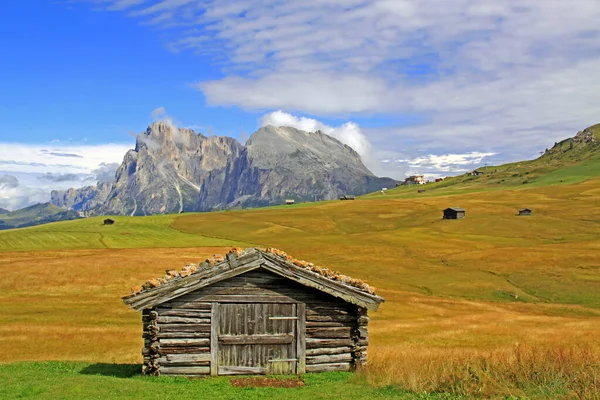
[51,181,111,211]
[53,122,396,215]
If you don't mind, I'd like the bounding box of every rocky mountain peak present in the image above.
[53,123,396,216]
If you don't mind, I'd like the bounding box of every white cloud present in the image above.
[396,152,497,176]
[260,110,375,170]
[73,0,600,168]
[0,143,131,210]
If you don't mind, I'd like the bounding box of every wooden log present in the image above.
[218,334,293,345]
[306,307,351,316]
[358,327,368,338]
[306,321,353,328]
[157,332,210,339]
[164,301,212,310]
[155,309,211,318]
[158,353,211,364]
[306,363,352,373]
[158,347,210,355]
[218,366,267,375]
[306,353,352,365]
[307,327,352,338]
[358,315,369,325]
[159,366,210,375]
[158,324,211,333]
[157,316,211,324]
[306,338,354,349]
[159,338,210,347]
[306,315,355,322]
[306,346,353,356]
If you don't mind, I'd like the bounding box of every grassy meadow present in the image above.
[1,172,600,397]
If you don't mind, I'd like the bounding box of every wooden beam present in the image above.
[218,366,266,375]
[210,302,219,376]
[260,255,383,310]
[124,251,263,310]
[296,303,306,374]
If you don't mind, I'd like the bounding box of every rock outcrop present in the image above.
[53,122,396,215]
[51,182,111,212]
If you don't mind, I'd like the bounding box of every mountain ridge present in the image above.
[52,122,396,215]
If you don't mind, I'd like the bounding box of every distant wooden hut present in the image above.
[518,208,532,216]
[443,207,466,219]
[285,199,295,205]
[339,195,356,200]
[417,189,426,193]
[123,248,384,377]
[103,218,115,225]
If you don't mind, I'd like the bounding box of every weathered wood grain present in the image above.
[158,354,211,364]
[160,366,210,375]
[158,338,210,347]
[218,334,293,345]
[155,309,211,318]
[156,316,211,324]
[306,338,354,348]
[158,347,210,355]
[156,332,210,339]
[296,302,306,374]
[210,302,219,376]
[306,353,352,365]
[218,366,267,375]
[307,327,352,338]
[306,346,353,356]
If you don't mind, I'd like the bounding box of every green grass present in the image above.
[0,214,251,252]
[0,362,452,400]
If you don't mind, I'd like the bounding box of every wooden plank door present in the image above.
[216,303,298,375]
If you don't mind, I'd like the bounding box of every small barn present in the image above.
[103,218,115,225]
[443,207,466,219]
[285,199,295,205]
[123,247,384,377]
[339,195,356,200]
[518,208,532,216]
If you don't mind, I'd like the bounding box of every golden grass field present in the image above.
[1,176,600,397]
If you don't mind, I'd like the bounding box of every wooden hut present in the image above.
[339,195,356,200]
[103,218,115,225]
[123,247,384,377]
[518,208,532,216]
[443,207,466,219]
[285,199,295,205]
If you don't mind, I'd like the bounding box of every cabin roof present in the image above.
[519,208,532,212]
[444,207,465,212]
[123,247,385,311]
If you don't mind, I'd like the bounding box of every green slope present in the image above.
[0,202,82,230]
[0,214,250,251]
[365,123,600,200]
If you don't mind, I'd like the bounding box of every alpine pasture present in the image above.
[1,177,600,398]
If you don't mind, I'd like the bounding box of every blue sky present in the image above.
[1,0,600,210]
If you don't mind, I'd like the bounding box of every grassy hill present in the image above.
[0,126,599,398]
[0,202,81,230]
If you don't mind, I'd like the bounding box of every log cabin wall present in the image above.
[140,268,368,376]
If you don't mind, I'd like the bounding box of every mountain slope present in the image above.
[0,203,81,230]
[371,123,600,198]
